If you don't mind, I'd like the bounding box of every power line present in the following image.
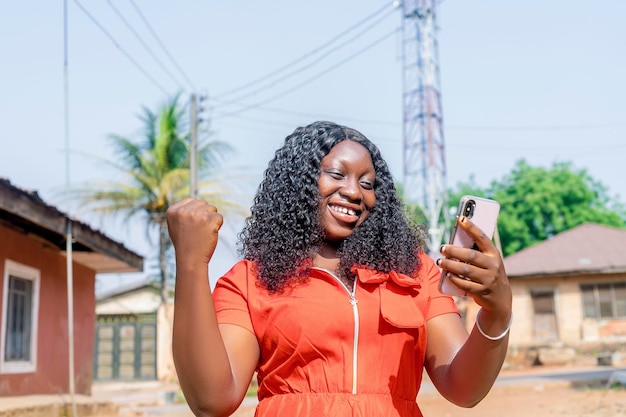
[72,0,170,95]
[216,115,402,149]
[213,7,397,107]
[448,141,626,149]
[104,0,184,90]
[211,2,395,100]
[446,142,626,156]
[217,100,626,136]
[447,123,626,131]
[233,106,400,127]
[213,28,400,119]
[129,0,196,91]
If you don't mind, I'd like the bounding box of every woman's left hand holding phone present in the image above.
[438,216,512,325]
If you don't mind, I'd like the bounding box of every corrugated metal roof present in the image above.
[504,223,626,278]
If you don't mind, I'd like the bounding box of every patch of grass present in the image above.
[175,389,187,403]
[571,379,626,391]
[246,385,258,397]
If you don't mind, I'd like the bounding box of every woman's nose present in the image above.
[339,178,361,201]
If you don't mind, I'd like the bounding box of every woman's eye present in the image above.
[360,180,374,190]
[329,171,343,180]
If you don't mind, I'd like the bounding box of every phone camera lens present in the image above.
[464,200,476,218]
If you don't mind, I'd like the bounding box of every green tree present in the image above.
[70,94,245,303]
[395,183,430,248]
[448,159,626,257]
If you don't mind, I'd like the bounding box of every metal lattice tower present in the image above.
[400,0,449,255]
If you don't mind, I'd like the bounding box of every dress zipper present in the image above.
[348,283,359,394]
[310,267,359,394]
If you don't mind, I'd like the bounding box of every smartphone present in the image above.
[439,195,500,296]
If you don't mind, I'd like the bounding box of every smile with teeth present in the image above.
[330,204,358,216]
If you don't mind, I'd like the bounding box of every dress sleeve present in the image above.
[420,252,459,320]
[212,260,255,334]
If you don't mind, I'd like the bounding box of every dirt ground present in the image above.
[416,383,626,417]
[229,382,626,417]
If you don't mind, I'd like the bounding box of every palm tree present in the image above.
[70,94,244,303]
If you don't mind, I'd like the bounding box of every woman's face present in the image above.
[317,140,376,243]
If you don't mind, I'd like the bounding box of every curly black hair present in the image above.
[238,121,425,292]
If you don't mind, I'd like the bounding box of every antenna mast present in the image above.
[400,0,449,255]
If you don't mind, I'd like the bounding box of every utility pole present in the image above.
[400,0,449,256]
[62,1,79,415]
[189,93,198,198]
[189,92,208,198]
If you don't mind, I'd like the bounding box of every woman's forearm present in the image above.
[172,262,239,417]
[432,309,511,407]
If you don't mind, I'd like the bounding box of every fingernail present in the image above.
[460,216,467,223]
[436,258,442,266]
[439,244,446,254]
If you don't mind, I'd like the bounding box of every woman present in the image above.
[166,121,512,417]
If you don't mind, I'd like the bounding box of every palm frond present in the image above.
[107,134,144,170]
[63,93,248,302]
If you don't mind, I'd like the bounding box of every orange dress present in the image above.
[213,252,458,416]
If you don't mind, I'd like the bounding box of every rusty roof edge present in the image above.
[508,266,626,279]
[0,178,144,271]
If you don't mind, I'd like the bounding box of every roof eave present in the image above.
[0,178,143,274]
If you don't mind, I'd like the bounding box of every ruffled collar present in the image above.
[351,267,424,329]
[352,267,422,289]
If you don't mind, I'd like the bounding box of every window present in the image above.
[531,290,558,341]
[1,260,40,374]
[581,282,626,319]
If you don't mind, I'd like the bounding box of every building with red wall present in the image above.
[0,178,143,396]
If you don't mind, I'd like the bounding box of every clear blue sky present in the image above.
[2,1,625,291]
